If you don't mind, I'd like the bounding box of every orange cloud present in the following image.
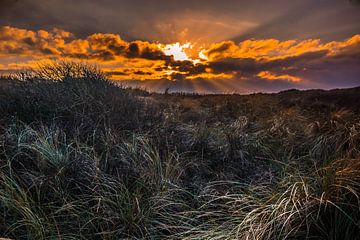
[1,25,359,93]
[0,26,167,62]
[257,71,302,82]
[186,72,234,80]
[202,35,360,61]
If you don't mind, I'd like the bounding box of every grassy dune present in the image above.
[0,62,360,239]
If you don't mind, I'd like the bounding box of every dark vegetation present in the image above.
[0,62,360,239]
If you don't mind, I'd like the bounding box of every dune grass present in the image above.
[0,62,359,239]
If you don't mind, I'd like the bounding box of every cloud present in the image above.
[257,71,301,82]
[200,35,360,89]
[0,0,17,13]
[0,25,359,92]
[202,36,360,62]
[0,26,72,55]
[0,26,170,62]
[1,0,359,43]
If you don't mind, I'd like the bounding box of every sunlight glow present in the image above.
[162,42,191,61]
[160,42,203,64]
[198,49,208,61]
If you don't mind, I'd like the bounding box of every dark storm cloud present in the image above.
[167,60,207,75]
[209,58,258,74]
[205,50,329,78]
[261,51,329,69]
[1,0,359,41]
[232,1,360,41]
[0,0,17,13]
[0,0,63,32]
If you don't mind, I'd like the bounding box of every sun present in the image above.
[159,42,207,64]
[162,42,192,61]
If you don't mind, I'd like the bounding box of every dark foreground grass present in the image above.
[0,62,360,239]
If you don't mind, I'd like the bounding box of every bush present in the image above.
[0,61,162,134]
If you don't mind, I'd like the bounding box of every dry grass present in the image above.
[0,62,359,239]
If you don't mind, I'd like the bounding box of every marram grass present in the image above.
[0,62,359,239]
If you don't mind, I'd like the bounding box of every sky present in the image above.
[0,0,360,93]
